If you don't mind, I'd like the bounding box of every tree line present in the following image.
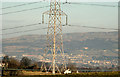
[1,55,77,76]
[2,55,38,70]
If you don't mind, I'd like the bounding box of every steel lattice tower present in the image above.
[42,0,68,74]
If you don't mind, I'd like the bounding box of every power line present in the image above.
[1,27,47,35]
[65,2,118,7]
[1,1,43,10]
[1,23,118,35]
[0,2,118,15]
[0,5,50,15]
[66,24,118,31]
[2,23,42,31]
[2,23,118,31]
[3,22,117,31]
[0,3,68,15]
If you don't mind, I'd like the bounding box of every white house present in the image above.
[64,69,72,74]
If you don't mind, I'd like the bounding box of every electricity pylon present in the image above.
[42,0,68,74]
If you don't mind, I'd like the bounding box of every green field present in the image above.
[2,71,120,77]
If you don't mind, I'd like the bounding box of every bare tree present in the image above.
[20,57,31,69]
[2,55,9,69]
[8,58,20,69]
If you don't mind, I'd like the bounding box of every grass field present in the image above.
[2,71,120,77]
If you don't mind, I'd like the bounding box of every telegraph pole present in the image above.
[42,0,68,74]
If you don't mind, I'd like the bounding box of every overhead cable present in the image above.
[1,1,43,10]
[1,27,47,35]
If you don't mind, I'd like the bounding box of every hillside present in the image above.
[2,31,118,67]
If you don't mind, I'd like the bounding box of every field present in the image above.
[2,71,120,77]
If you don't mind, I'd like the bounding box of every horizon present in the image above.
[2,31,118,39]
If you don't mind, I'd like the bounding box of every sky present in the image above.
[1,0,118,38]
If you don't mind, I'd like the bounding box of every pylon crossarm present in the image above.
[61,11,67,16]
[43,10,49,15]
[42,10,67,25]
[61,11,68,25]
[42,10,50,24]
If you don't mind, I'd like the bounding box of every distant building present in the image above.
[64,69,72,74]
[84,47,88,50]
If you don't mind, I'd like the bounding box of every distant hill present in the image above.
[2,31,118,61]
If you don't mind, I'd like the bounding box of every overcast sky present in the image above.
[1,0,118,38]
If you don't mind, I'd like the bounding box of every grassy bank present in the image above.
[2,71,119,77]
